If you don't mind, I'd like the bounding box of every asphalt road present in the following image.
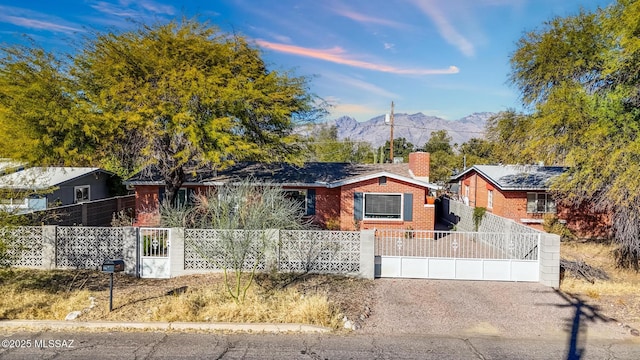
[1,331,639,359]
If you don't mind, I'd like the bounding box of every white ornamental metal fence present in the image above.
[375,229,540,260]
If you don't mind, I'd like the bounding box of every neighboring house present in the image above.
[125,152,440,231]
[449,164,610,238]
[0,167,114,213]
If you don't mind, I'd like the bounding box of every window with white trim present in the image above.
[527,193,556,213]
[74,185,90,203]
[364,193,402,219]
[487,190,493,209]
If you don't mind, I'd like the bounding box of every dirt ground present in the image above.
[54,271,375,325]
[32,268,639,338]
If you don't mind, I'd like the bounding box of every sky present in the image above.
[0,0,615,122]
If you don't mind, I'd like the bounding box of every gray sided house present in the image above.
[0,167,113,213]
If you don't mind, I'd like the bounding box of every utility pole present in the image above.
[389,101,394,163]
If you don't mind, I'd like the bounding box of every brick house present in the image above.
[125,152,440,231]
[450,164,611,238]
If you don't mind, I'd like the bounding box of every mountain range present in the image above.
[323,112,495,148]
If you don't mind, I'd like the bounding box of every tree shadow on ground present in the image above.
[554,289,614,360]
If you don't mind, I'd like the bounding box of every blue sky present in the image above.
[0,0,614,122]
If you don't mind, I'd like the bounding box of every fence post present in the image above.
[538,233,560,287]
[122,227,138,276]
[359,230,375,279]
[263,229,279,272]
[169,227,185,278]
[41,225,57,270]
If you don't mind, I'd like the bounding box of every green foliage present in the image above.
[472,207,486,232]
[508,0,640,269]
[1,19,323,205]
[543,214,574,242]
[420,130,457,183]
[0,44,105,166]
[305,123,373,163]
[73,19,322,204]
[457,138,496,169]
[160,179,310,303]
[484,110,536,164]
[377,137,415,163]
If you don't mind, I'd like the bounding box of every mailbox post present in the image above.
[101,259,124,312]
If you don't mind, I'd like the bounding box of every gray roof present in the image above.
[451,164,566,191]
[0,167,108,190]
[0,159,25,175]
[126,162,440,189]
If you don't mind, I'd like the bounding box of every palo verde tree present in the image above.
[509,0,640,269]
[0,43,109,166]
[72,19,321,204]
[160,179,310,303]
[1,19,322,203]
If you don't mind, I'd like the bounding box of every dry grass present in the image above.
[560,241,640,325]
[0,269,368,329]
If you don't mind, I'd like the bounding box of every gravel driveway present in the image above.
[360,279,637,341]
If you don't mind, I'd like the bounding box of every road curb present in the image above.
[0,320,331,333]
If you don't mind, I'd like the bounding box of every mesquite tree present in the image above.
[509,0,640,269]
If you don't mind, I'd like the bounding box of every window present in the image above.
[527,193,556,213]
[176,188,195,207]
[465,185,470,198]
[487,190,493,209]
[74,186,90,203]
[364,193,402,219]
[284,189,312,215]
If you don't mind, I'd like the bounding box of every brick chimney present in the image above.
[409,152,430,182]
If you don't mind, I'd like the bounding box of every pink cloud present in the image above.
[256,40,459,76]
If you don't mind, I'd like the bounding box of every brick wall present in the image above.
[338,177,435,231]
[456,170,612,236]
[409,152,430,180]
[312,187,341,228]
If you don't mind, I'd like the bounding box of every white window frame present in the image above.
[363,192,403,220]
[74,185,90,203]
[527,192,556,214]
[487,190,493,209]
[465,185,470,198]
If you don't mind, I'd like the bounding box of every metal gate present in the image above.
[375,230,540,282]
[139,228,170,278]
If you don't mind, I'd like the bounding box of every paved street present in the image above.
[1,331,639,359]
